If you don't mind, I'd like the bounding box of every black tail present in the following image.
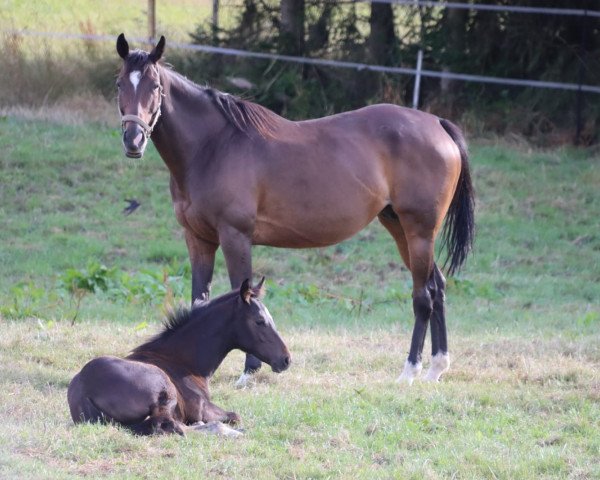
[439,119,475,276]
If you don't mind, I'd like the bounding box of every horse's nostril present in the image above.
[284,356,291,366]
[134,131,144,148]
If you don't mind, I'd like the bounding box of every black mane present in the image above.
[162,306,193,336]
[203,88,279,138]
[131,290,240,354]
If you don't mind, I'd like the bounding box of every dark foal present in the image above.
[115,35,474,385]
[67,280,291,435]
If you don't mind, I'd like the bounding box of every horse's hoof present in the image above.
[423,352,450,382]
[234,372,254,389]
[397,360,422,385]
[192,421,244,438]
[226,412,241,425]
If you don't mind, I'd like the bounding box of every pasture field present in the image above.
[0,0,213,41]
[0,116,599,479]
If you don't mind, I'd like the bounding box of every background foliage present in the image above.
[1,0,598,143]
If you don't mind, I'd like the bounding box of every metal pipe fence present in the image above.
[3,1,599,140]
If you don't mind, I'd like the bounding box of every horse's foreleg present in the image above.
[202,400,241,425]
[185,231,218,305]
[423,264,450,382]
[218,225,263,385]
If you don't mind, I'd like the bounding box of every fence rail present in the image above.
[5,29,600,96]
[366,0,600,18]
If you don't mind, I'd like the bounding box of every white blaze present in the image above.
[129,71,141,92]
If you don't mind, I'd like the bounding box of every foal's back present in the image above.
[68,355,179,426]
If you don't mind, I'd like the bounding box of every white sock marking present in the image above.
[397,360,422,385]
[234,372,253,389]
[424,352,450,382]
[129,71,141,92]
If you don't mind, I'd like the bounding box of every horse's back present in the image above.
[245,103,461,246]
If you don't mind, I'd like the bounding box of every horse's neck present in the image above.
[151,69,227,184]
[153,306,234,378]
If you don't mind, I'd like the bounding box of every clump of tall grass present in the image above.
[0,30,118,123]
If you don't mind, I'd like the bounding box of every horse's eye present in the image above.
[116,81,121,89]
[255,318,266,326]
[153,84,160,90]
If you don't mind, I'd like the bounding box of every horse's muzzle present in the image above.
[125,150,143,159]
[122,126,147,158]
[271,354,291,373]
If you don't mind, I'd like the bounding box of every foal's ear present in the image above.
[149,35,166,63]
[116,33,129,59]
[240,279,252,304]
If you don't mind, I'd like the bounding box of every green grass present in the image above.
[0,116,599,478]
[0,0,212,42]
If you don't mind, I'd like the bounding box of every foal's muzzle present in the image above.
[271,354,291,373]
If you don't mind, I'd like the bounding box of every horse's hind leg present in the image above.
[127,391,185,436]
[379,209,441,385]
[68,373,110,424]
[423,264,450,382]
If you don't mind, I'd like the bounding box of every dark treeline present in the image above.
[180,0,599,143]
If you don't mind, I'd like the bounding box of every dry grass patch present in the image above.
[1,318,599,479]
[0,94,116,126]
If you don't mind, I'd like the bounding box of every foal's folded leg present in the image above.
[186,421,243,438]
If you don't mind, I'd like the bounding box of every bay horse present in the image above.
[115,34,474,385]
[67,279,291,435]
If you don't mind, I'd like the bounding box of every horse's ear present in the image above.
[149,35,166,63]
[255,276,266,299]
[116,33,129,59]
[240,279,252,304]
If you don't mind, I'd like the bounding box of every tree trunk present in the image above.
[368,3,395,65]
[440,6,467,93]
[280,0,305,55]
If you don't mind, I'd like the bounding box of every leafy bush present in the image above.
[0,281,49,319]
[58,261,187,314]
[61,261,116,294]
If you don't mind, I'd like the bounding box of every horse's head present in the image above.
[234,278,291,373]
[115,34,165,159]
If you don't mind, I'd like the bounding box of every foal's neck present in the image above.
[158,304,235,379]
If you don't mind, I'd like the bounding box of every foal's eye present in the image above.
[153,83,160,90]
[255,318,266,326]
[116,81,121,89]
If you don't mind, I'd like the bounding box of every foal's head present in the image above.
[116,34,165,158]
[235,279,291,373]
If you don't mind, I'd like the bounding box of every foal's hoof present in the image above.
[396,360,422,386]
[225,411,241,425]
[191,421,244,438]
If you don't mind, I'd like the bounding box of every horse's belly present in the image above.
[252,208,380,248]
[253,174,387,247]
